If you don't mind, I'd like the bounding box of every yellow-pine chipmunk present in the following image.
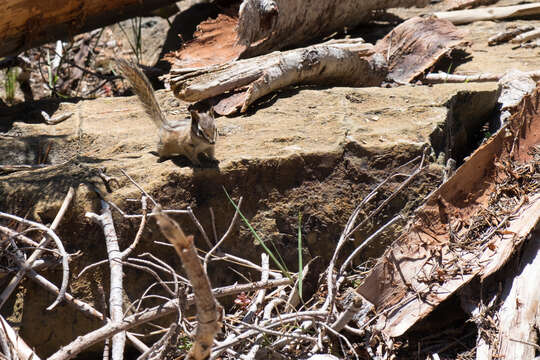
[115,59,217,166]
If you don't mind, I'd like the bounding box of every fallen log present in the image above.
[167,39,384,115]
[423,70,540,84]
[355,83,540,337]
[443,0,498,11]
[434,3,540,24]
[236,0,430,58]
[165,0,430,69]
[167,17,467,114]
[0,0,178,58]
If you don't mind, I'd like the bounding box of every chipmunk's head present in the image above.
[190,108,217,144]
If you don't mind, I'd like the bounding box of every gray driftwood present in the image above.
[168,39,384,115]
[168,17,467,114]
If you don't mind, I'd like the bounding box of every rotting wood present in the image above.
[165,0,429,69]
[496,70,537,126]
[0,0,179,59]
[434,3,540,24]
[355,84,540,338]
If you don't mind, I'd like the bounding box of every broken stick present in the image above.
[154,207,222,360]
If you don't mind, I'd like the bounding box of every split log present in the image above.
[165,0,429,69]
[355,83,540,337]
[434,3,540,24]
[0,0,178,58]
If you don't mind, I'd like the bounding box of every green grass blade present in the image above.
[224,188,290,278]
[297,212,303,300]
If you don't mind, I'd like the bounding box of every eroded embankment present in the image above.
[0,82,497,356]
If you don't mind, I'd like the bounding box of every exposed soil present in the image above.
[1,0,539,356]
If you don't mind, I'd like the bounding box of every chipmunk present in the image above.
[115,59,217,165]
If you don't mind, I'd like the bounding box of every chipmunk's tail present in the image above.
[115,59,167,128]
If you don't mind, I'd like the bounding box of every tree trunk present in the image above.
[0,0,178,58]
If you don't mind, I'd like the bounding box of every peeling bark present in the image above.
[373,16,468,83]
[356,84,540,337]
[236,0,430,58]
[167,17,467,114]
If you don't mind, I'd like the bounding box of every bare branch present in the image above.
[0,315,40,360]
[154,207,222,360]
[86,200,126,360]
[0,186,73,310]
